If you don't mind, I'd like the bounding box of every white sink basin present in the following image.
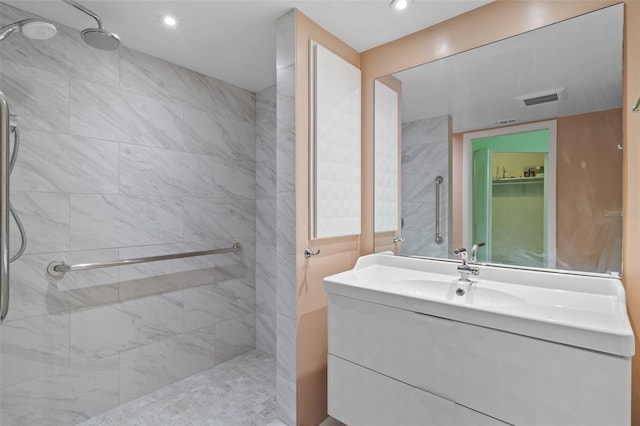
[323,253,635,357]
[458,285,525,307]
[389,279,524,307]
[389,279,452,299]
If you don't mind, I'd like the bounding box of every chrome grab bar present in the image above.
[47,243,242,277]
[0,91,10,323]
[435,175,444,245]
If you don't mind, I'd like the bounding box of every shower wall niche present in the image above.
[0,4,257,424]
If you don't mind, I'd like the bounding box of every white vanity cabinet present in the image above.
[328,354,506,426]
[327,294,631,426]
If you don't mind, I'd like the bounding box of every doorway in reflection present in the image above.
[464,123,556,268]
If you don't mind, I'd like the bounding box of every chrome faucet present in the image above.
[470,242,486,263]
[452,248,477,282]
[453,242,485,283]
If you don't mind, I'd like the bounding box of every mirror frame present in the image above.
[360,0,622,253]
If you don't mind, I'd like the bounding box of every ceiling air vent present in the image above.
[517,87,567,107]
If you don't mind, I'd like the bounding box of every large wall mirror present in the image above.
[373,4,623,274]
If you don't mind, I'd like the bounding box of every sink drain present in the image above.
[456,288,465,296]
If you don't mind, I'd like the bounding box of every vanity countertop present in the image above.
[324,253,635,357]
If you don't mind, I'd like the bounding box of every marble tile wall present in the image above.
[275,9,297,426]
[256,85,277,357]
[0,3,257,425]
[401,116,450,258]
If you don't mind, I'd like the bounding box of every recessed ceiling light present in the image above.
[161,15,177,27]
[390,0,409,10]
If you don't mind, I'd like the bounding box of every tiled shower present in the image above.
[0,3,277,424]
[401,115,449,258]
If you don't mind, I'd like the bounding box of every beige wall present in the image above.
[557,109,623,272]
[360,0,640,423]
[622,3,640,423]
[293,10,361,426]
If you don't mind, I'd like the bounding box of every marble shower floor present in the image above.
[76,350,283,426]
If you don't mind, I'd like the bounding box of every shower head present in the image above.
[81,27,120,51]
[0,18,57,42]
[21,21,57,40]
[63,0,120,51]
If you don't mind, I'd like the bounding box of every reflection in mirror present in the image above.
[374,78,401,253]
[463,121,556,269]
[373,4,623,274]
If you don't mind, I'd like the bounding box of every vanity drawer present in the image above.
[328,293,465,400]
[328,354,508,426]
[328,294,631,426]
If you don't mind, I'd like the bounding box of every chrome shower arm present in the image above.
[62,0,104,30]
[0,18,53,41]
[0,22,21,41]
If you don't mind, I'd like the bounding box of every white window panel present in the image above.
[311,41,361,239]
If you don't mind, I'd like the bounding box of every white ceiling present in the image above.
[4,0,492,92]
[395,3,623,133]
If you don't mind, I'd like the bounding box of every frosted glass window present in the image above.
[374,81,399,233]
[310,41,361,239]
